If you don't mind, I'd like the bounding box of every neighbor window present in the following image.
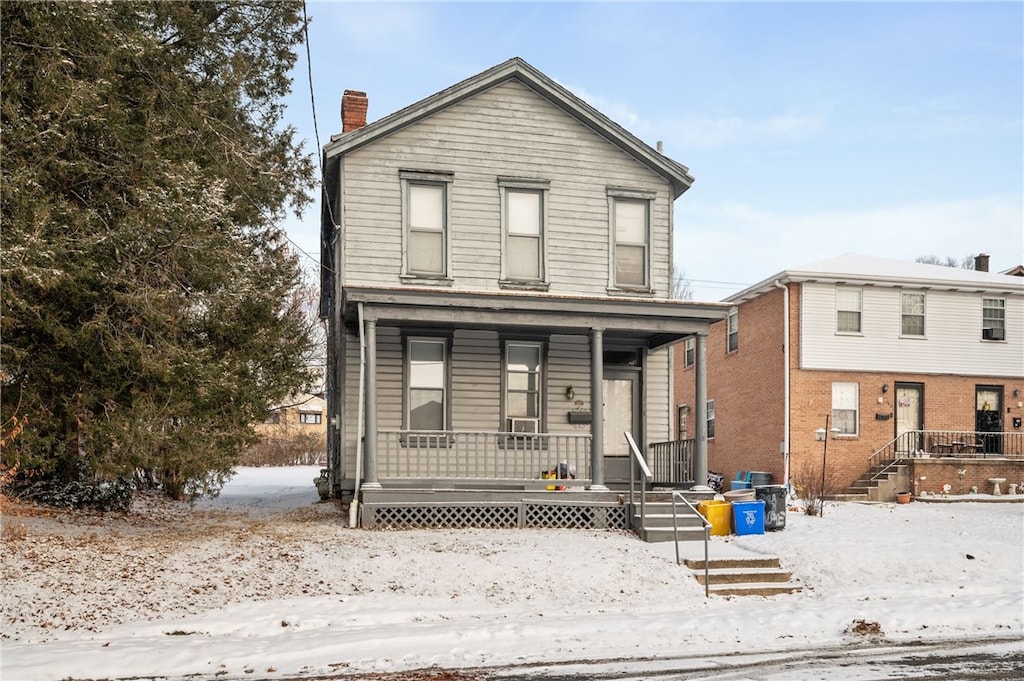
[677,405,689,440]
[706,399,715,439]
[901,292,925,336]
[982,298,1005,341]
[402,171,452,278]
[836,287,862,333]
[407,338,447,430]
[500,178,549,283]
[683,337,695,367]
[831,382,859,436]
[726,309,739,353]
[609,189,653,289]
[505,342,542,433]
[299,412,322,425]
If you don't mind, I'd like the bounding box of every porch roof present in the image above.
[342,286,730,349]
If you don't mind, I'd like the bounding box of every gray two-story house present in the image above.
[320,58,729,529]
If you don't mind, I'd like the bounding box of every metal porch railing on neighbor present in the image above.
[868,430,1024,482]
[377,430,591,484]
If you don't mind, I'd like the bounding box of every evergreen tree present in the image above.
[1,1,317,499]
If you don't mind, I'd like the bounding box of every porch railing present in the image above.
[868,430,1024,481]
[377,430,591,484]
[647,439,695,486]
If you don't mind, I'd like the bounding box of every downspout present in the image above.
[774,280,791,491]
[349,302,366,528]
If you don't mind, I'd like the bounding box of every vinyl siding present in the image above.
[800,282,1024,377]
[645,347,671,444]
[340,80,674,296]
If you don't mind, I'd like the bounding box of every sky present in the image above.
[3,466,1022,680]
[281,1,1024,301]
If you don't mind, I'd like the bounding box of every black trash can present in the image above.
[754,484,787,531]
[749,471,773,488]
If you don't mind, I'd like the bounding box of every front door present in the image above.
[894,383,923,454]
[976,386,1003,454]
[602,370,640,484]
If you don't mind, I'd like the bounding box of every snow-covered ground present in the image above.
[2,466,1022,680]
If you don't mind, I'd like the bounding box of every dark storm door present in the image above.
[975,386,1003,454]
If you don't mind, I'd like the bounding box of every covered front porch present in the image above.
[327,286,727,528]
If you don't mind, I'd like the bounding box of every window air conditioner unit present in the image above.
[510,418,539,433]
[983,327,1005,341]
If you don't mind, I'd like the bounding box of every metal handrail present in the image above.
[625,432,652,530]
[672,491,711,598]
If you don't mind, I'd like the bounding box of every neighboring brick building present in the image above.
[674,254,1024,498]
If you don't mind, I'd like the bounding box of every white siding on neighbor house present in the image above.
[800,282,1024,377]
[340,80,674,297]
[645,347,672,445]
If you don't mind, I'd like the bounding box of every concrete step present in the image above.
[708,583,803,597]
[683,557,802,597]
[633,512,705,529]
[692,567,793,585]
[639,525,708,543]
[828,493,869,502]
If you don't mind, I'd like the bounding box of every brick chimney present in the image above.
[341,90,368,133]
[974,253,990,272]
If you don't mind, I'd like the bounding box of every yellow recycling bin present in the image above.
[697,499,732,536]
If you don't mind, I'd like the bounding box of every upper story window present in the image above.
[726,309,739,353]
[499,178,549,285]
[407,338,447,431]
[683,337,695,368]
[505,342,543,433]
[901,291,925,336]
[608,187,654,291]
[401,170,452,279]
[982,298,1006,341]
[836,286,862,333]
[831,382,859,436]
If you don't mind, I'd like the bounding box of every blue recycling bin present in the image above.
[731,500,765,536]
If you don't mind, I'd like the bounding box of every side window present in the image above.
[407,338,447,431]
[836,286,862,333]
[677,405,689,440]
[901,292,925,336]
[608,188,654,290]
[683,337,695,368]
[831,382,859,436]
[500,178,549,284]
[706,399,715,439]
[505,342,542,433]
[401,171,452,279]
[299,412,322,425]
[726,309,739,353]
[982,298,1005,341]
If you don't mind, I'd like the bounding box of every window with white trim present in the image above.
[609,189,653,289]
[982,298,1005,341]
[499,178,549,284]
[831,382,859,436]
[299,412,322,425]
[726,309,739,353]
[683,337,695,368]
[402,171,452,278]
[901,292,925,336]
[706,399,715,439]
[407,338,447,431]
[836,287,862,333]
[505,342,542,433]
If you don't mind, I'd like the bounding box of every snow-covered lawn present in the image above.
[2,466,1021,680]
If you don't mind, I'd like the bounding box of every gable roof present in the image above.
[323,57,694,198]
[727,254,1024,304]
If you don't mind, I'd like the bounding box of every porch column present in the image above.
[589,328,607,490]
[694,332,708,488]
[362,318,381,488]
